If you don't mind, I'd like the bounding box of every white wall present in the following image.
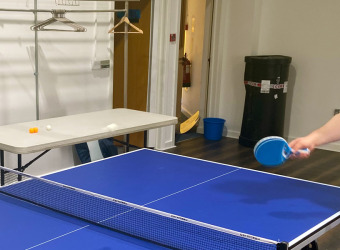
[208,0,257,137]
[209,0,340,151]
[258,0,340,151]
[0,0,114,175]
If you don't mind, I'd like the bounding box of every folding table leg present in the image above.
[18,154,22,181]
[0,150,4,186]
[144,130,148,148]
[126,134,130,152]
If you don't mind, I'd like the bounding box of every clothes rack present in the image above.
[0,0,141,120]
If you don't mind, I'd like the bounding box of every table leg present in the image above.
[144,130,147,148]
[18,154,22,181]
[126,134,130,152]
[0,150,4,186]
[301,240,318,250]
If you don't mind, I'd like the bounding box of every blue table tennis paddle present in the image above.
[254,136,310,167]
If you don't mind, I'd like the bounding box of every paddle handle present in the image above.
[293,148,310,157]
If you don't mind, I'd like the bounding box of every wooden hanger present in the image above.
[31,9,86,32]
[108,16,143,34]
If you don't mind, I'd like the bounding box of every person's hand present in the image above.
[287,114,340,159]
[288,137,315,159]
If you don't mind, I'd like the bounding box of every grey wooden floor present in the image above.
[166,136,340,250]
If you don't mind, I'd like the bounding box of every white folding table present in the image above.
[0,108,177,184]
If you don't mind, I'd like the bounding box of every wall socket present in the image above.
[334,109,340,115]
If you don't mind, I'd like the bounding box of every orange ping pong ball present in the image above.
[29,127,38,133]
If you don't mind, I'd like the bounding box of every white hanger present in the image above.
[31,9,86,32]
[55,0,79,6]
[108,16,143,34]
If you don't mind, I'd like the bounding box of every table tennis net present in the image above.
[0,166,280,250]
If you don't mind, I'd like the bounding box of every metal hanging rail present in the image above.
[77,0,139,1]
[0,6,126,120]
[0,8,126,13]
[0,1,140,121]
[55,0,140,5]
[34,0,39,120]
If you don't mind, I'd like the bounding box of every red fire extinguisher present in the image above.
[182,53,191,88]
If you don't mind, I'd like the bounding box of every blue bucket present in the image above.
[203,118,226,140]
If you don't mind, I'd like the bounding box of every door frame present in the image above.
[148,0,182,150]
[148,0,215,149]
[197,0,215,134]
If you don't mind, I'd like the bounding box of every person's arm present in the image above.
[289,114,340,157]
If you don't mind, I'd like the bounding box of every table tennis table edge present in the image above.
[5,148,339,250]
[289,211,340,249]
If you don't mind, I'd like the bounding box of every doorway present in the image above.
[176,0,214,142]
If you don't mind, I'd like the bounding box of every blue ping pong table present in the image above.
[0,148,339,250]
